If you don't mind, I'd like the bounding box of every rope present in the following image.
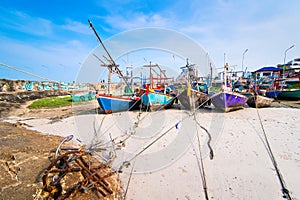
[189,91,214,159]
[0,62,57,82]
[124,122,176,164]
[194,117,214,160]
[120,98,215,170]
[123,96,215,162]
[194,113,210,200]
[122,159,136,200]
[255,109,292,200]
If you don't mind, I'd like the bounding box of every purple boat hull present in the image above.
[211,91,248,112]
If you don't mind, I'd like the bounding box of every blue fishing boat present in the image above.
[211,90,248,112]
[97,94,140,114]
[265,90,281,98]
[141,92,175,110]
[89,20,141,114]
[140,62,176,110]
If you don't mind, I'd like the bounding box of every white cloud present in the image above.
[0,9,53,36]
[105,13,170,30]
[61,19,91,34]
[171,0,300,71]
[1,0,299,81]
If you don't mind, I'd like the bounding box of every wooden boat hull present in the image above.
[141,92,175,110]
[177,88,209,110]
[97,94,140,114]
[247,95,273,108]
[211,91,248,112]
[277,89,300,100]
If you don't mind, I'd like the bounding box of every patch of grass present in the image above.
[28,96,72,109]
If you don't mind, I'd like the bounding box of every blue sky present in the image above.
[0,0,299,82]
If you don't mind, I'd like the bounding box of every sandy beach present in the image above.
[1,99,299,200]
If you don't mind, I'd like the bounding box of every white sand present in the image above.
[5,107,300,199]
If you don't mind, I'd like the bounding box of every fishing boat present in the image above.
[257,81,281,99]
[140,63,176,110]
[97,94,140,114]
[141,92,175,110]
[176,59,210,111]
[260,66,300,100]
[89,20,141,114]
[265,90,281,98]
[211,63,248,112]
[277,89,300,100]
[177,87,209,110]
[246,94,273,108]
[264,79,300,100]
[211,90,248,112]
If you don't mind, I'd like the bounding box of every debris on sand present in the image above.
[35,136,123,200]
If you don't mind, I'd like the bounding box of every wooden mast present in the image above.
[88,19,133,95]
[143,62,153,89]
[88,20,116,66]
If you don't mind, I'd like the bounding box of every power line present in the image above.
[0,62,57,82]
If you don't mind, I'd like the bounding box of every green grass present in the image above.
[28,96,72,109]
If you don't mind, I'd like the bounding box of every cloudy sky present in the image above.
[0,0,299,82]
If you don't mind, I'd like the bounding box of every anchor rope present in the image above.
[255,108,292,200]
[122,159,136,200]
[193,113,210,200]
[120,101,215,171]
[124,122,176,164]
[188,91,214,160]
[194,117,214,160]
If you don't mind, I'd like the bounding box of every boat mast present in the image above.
[143,62,153,89]
[143,63,173,90]
[88,20,116,66]
[93,53,113,95]
[209,62,213,88]
[224,63,228,89]
[88,19,133,95]
[150,62,153,89]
